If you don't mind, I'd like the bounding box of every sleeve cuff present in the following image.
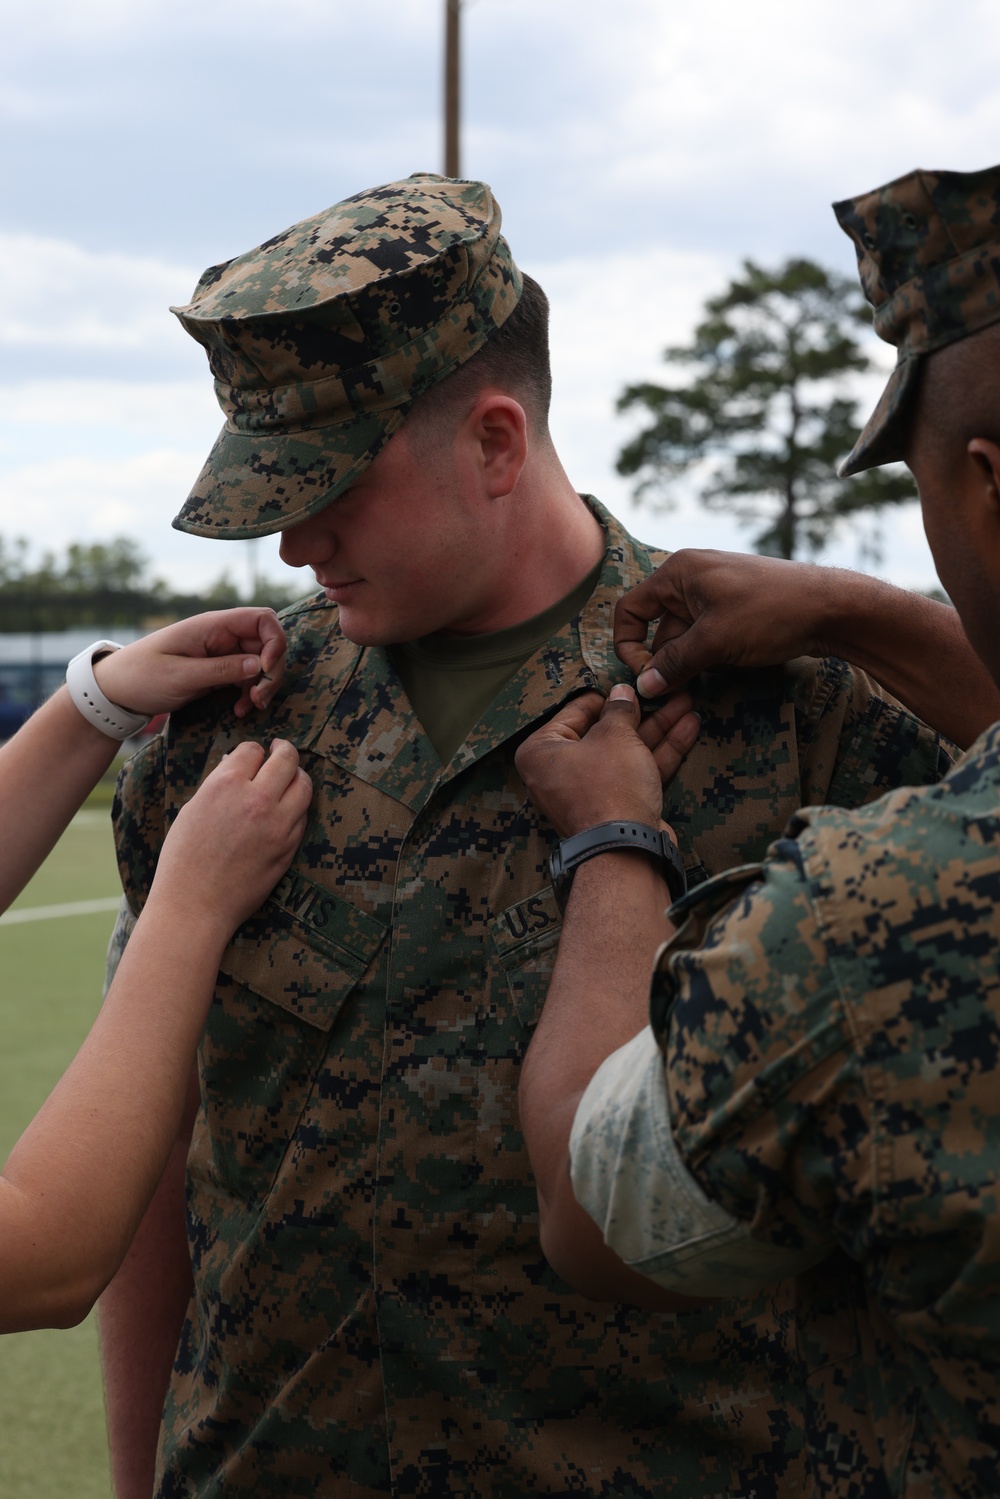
[569,1028,830,1296]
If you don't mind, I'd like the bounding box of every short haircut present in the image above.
[410,272,553,434]
[908,320,1000,469]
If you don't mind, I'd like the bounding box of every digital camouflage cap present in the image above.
[170,174,523,539]
[835,164,1000,476]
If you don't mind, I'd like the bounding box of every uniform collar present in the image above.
[297,498,656,808]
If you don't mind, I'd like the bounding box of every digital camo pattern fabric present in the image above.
[170,174,523,540]
[651,724,1000,1497]
[835,163,1000,475]
[109,500,954,1498]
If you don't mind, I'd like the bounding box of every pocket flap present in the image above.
[491,886,562,964]
[220,870,389,1032]
[491,886,563,1029]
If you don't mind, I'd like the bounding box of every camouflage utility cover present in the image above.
[109,502,954,1497]
[630,728,1000,1496]
[836,162,1000,475]
[170,174,522,539]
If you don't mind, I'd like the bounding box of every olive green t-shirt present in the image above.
[390,559,603,765]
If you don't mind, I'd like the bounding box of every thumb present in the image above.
[149,651,264,713]
[599,682,642,727]
[636,619,711,698]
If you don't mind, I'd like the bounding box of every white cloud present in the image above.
[0,378,217,438]
[584,0,1000,218]
[0,448,202,540]
[540,243,728,510]
[0,448,291,592]
[0,233,197,351]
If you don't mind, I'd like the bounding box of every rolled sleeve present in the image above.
[570,1028,831,1296]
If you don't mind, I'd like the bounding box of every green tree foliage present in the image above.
[0,537,302,631]
[616,258,915,559]
[59,538,152,593]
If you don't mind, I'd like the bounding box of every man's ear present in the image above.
[465,392,528,499]
[967,439,1000,512]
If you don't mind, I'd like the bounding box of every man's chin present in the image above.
[335,598,452,647]
[335,608,408,648]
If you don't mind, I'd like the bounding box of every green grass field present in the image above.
[0,809,122,1498]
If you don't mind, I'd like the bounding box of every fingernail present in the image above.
[609,683,635,702]
[242,656,259,676]
[637,667,666,698]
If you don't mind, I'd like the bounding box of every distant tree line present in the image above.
[0,536,304,632]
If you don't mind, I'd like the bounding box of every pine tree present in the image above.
[616,258,914,559]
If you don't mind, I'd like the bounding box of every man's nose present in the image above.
[279,514,333,569]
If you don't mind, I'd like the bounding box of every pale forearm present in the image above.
[817,570,999,748]
[0,687,120,911]
[0,733,311,1329]
[0,899,220,1330]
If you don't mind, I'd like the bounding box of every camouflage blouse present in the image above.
[109,500,954,1498]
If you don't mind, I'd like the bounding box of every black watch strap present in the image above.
[549,821,687,913]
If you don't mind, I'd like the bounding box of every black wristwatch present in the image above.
[548,821,687,914]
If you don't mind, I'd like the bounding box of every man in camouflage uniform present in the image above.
[518,164,1000,1498]
[101,173,954,1498]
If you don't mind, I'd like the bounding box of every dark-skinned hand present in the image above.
[615,549,840,697]
[514,683,700,839]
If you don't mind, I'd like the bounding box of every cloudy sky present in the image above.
[4,0,1000,595]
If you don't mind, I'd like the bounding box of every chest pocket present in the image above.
[490,885,563,1031]
[196,870,389,1209]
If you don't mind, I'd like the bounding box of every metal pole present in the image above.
[247,537,259,601]
[444,0,460,178]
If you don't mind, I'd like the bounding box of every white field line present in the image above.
[0,897,122,926]
[71,811,111,827]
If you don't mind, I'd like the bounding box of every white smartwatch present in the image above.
[65,640,152,742]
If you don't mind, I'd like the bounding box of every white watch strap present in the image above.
[65,640,152,741]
